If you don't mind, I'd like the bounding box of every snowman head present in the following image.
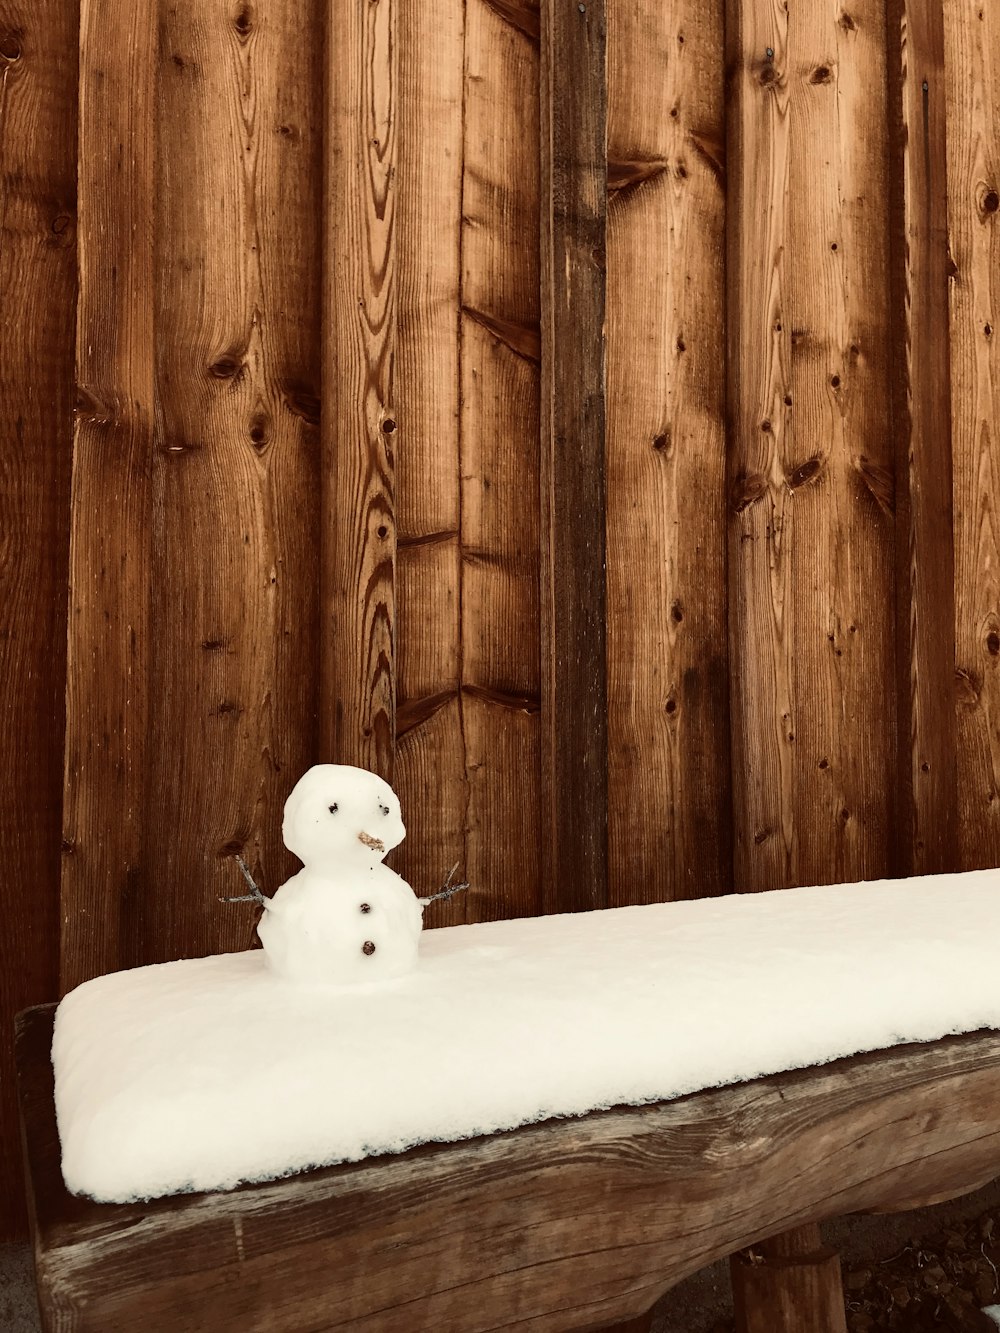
[282,764,406,867]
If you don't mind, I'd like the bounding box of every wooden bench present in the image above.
[16,1004,1000,1332]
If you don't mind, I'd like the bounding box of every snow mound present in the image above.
[53,869,1000,1203]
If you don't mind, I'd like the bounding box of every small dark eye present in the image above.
[379,803,389,816]
[328,803,338,814]
[362,940,376,956]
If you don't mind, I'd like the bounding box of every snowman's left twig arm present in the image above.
[419,860,470,906]
[219,855,271,908]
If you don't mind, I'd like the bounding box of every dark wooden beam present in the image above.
[884,0,958,877]
[539,0,609,914]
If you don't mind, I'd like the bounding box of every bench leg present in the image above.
[730,1224,848,1333]
[591,1314,654,1333]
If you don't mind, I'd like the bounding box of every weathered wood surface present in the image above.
[322,0,398,778]
[731,1224,848,1333]
[540,0,609,916]
[390,0,465,914]
[946,0,1000,871]
[62,0,322,987]
[0,0,76,1240]
[885,0,958,877]
[457,0,544,924]
[18,1004,1000,1332]
[605,0,729,904]
[61,0,157,989]
[726,0,896,891]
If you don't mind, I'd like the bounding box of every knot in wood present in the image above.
[0,32,22,61]
[731,472,768,513]
[789,457,823,489]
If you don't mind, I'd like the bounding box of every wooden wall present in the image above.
[1,0,997,1240]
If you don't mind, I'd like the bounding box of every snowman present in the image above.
[252,765,426,987]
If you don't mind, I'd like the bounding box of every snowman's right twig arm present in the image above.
[219,855,271,909]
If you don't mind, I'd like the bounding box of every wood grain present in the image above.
[147,0,323,964]
[784,0,895,888]
[390,0,464,911]
[540,0,608,915]
[322,0,398,778]
[19,1003,1000,1332]
[726,0,794,890]
[605,0,729,904]
[727,0,896,892]
[885,0,958,877]
[731,1225,848,1333]
[0,0,76,1241]
[945,0,1000,870]
[61,0,157,989]
[459,0,543,922]
[62,0,323,986]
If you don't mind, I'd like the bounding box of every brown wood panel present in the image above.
[540,0,608,915]
[945,0,1000,870]
[391,0,465,910]
[19,1003,1000,1332]
[149,0,321,964]
[726,0,794,891]
[0,0,77,1242]
[783,0,895,887]
[61,0,157,989]
[322,0,398,778]
[727,0,895,892]
[460,0,543,922]
[62,0,323,985]
[885,0,958,877]
[605,0,729,905]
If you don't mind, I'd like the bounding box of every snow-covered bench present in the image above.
[16,873,1000,1331]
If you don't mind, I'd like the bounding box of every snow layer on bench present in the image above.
[54,870,1000,1202]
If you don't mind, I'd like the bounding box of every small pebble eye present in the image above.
[362,940,376,955]
[328,803,338,814]
[360,902,371,914]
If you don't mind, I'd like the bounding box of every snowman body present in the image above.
[257,764,424,988]
[259,862,423,986]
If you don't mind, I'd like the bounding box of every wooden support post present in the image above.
[731,1225,847,1333]
[539,0,610,915]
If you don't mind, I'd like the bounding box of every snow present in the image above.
[259,765,423,986]
[983,1307,1000,1329]
[53,867,1000,1203]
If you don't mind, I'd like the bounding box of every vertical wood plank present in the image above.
[605,0,729,905]
[63,0,323,985]
[726,0,793,891]
[885,0,958,877]
[322,0,398,778]
[0,0,76,1240]
[540,0,608,915]
[61,0,156,987]
[784,0,895,888]
[945,0,1000,870]
[727,0,896,892]
[147,0,323,962]
[460,0,543,922]
[726,0,793,890]
[391,0,465,908]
